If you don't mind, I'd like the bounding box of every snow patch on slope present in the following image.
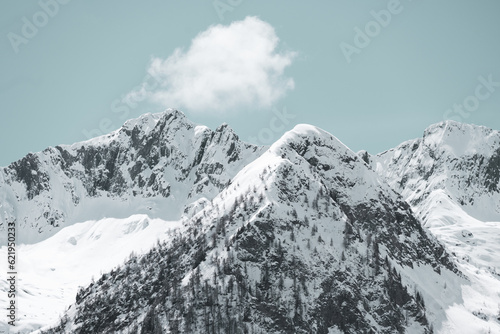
[0,215,181,333]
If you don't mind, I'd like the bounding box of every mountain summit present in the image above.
[1,112,499,333]
[371,120,500,223]
[35,117,460,333]
[0,109,264,244]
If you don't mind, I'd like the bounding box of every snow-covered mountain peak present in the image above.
[58,109,192,151]
[289,123,324,135]
[424,119,494,137]
[279,123,334,143]
[0,109,265,245]
[271,124,352,158]
[213,122,241,142]
[373,121,500,222]
[121,108,193,137]
[122,111,166,132]
[215,122,230,131]
[422,120,500,158]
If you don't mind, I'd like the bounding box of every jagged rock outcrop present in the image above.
[0,109,264,244]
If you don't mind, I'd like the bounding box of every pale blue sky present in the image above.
[1,1,500,166]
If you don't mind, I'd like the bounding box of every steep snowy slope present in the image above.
[0,215,182,333]
[369,121,500,272]
[369,120,500,333]
[370,120,500,223]
[39,124,470,334]
[0,109,264,245]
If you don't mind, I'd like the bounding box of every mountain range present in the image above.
[1,109,499,333]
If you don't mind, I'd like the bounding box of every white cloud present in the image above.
[127,16,296,114]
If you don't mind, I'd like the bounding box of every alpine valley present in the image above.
[1,109,499,333]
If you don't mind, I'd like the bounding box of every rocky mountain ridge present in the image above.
[367,120,500,224]
[36,119,464,333]
[1,112,499,333]
[0,109,263,244]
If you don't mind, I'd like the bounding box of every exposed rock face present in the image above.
[0,109,264,244]
[370,120,500,224]
[40,123,458,334]
[8,115,500,333]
